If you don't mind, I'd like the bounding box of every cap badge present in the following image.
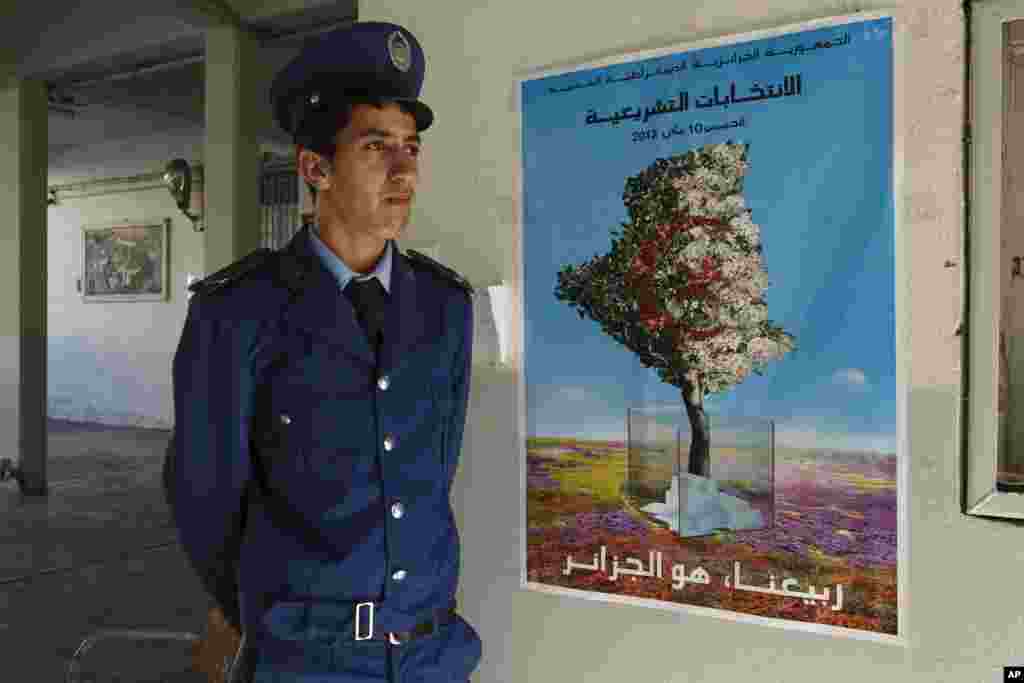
[386,30,412,73]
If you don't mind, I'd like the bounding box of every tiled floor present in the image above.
[1,420,212,682]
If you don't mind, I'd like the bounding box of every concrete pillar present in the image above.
[0,77,49,496]
[204,25,262,272]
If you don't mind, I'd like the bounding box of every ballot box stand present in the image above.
[624,404,775,538]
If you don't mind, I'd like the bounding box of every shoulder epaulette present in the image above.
[188,248,276,297]
[405,249,474,296]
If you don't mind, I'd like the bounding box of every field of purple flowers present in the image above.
[732,453,897,569]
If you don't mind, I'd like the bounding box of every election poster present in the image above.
[518,13,900,639]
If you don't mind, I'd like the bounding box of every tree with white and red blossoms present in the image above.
[555,142,795,478]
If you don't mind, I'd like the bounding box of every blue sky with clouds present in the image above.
[520,17,895,455]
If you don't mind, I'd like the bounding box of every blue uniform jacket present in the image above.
[168,225,480,680]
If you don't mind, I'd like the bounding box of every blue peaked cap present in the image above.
[270,21,434,136]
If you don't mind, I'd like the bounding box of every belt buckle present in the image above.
[355,602,374,641]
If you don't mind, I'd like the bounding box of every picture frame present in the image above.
[81,219,169,303]
[515,10,904,640]
[965,0,1024,518]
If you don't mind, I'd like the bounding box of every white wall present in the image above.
[47,127,205,428]
[356,1,1016,682]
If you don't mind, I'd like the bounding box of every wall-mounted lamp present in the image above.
[162,158,204,232]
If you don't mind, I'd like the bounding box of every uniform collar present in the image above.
[277,223,427,372]
[308,222,393,294]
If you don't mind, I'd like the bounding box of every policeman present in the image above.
[166,21,481,683]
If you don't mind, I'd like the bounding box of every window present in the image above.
[260,166,302,250]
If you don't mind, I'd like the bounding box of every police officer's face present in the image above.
[321,103,421,240]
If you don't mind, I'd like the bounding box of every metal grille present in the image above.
[260,168,301,250]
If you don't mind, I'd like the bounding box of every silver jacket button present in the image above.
[377,375,390,391]
[280,414,291,425]
[392,569,407,581]
[384,435,395,451]
[391,501,404,519]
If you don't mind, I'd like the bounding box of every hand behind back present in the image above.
[191,606,242,683]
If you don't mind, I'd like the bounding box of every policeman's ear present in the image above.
[297,148,333,189]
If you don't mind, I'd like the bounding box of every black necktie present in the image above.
[344,277,388,351]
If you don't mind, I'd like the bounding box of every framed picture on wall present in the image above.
[965,0,1024,518]
[82,219,169,302]
[515,11,904,641]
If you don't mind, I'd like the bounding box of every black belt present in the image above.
[354,601,457,644]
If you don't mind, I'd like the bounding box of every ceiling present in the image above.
[3,0,357,156]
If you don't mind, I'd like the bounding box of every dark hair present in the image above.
[295,97,420,203]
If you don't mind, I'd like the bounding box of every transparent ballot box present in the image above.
[623,403,774,538]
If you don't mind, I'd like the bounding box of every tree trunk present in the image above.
[681,370,711,477]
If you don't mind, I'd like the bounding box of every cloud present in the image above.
[832,368,869,390]
[559,386,590,403]
[531,384,592,408]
